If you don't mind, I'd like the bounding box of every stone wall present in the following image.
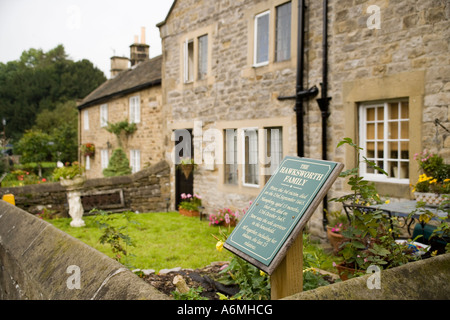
[0,160,171,216]
[159,0,450,237]
[285,252,450,300]
[0,200,169,300]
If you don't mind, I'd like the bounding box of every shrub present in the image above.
[103,148,132,177]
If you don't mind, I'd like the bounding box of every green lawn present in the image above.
[47,211,234,272]
[47,211,338,275]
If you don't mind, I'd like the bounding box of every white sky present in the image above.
[0,0,174,78]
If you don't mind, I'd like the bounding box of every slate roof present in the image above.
[77,55,162,110]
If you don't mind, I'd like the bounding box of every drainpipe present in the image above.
[278,0,318,157]
[316,0,332,231]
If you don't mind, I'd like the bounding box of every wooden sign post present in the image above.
[224,156,343,299]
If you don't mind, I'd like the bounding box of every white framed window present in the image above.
[129,96,140,124]
[224,129,238,185]
[100,104,108,127]
[242,128,259,187]
[198,34,208,80]
[359,100,410,183]
[85,155,90,170]
[83,110,89,130]
[184,39,194,83]
[101,149,109,170]
[275,2,291,62]
[254,10,270,67]
[130,149,141,173]
[265,127,283,175]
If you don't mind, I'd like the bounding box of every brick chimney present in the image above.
[130,27,150,67]
[110,56,129,78]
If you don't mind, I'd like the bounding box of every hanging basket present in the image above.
[180,164,194,179]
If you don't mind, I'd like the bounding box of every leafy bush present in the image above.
[52,161,84,181]
[103,148,132,177]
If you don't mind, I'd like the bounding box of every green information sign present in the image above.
[224,156,343,274]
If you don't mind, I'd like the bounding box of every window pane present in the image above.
[389,122,398,139]
[367,123,375,140]
[389,102,399,120]
[401,101,409,119]
[401,121,409,139]
[255,12,269,65]
[377,123,384,139]
[266,127,283,175]
[400,142,409,160]
[244,129,259,185]
[198,35,208,80]
[276,2,291,62]
[225,129,238,185]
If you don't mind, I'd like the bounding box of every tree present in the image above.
[0,45,106,142]
[103,148,132,177]
[15,130,53,176]
[33,101,78,163]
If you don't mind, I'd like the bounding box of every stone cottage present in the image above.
[157,0,450,236]
[77,29,164,179]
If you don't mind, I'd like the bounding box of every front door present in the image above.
[174,129,194,209]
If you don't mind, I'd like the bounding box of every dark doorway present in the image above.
[174,129,194,209]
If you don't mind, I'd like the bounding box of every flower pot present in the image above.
[326,226,347,255]
[179,208,199,217]
[335,262,357,281]
[60,176,86,190]
[413,192,449,207]
[180,164,194,179]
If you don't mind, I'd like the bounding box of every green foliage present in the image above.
[172,287,208,300]
[15,130,53,176]
[331,138,418,273]
[92,209,137,268]
[0,45,106,142]
[218,256,270,300]
[105,120,137,147]
[33,101,78,163]
[103,148,132,177]
[52,161,85,181]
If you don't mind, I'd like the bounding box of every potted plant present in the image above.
[330,138,418,280]
[178,193,202,217]
[177,157,197,179]
[209,208,239,227]
[411,150,450,207]
[80,143,95,157]
[53,161,86,188]
[325,210,349,255]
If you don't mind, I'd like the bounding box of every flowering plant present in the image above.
[178,193,202,211]
[52,161,85,181]
[209,208,239,226]
[412,151,450,194]
[80,143,95,157]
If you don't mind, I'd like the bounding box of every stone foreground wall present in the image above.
[0,201,169,300]
[0,160,171,216]
[285,253,450,300]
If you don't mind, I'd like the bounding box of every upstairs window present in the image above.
[359,100,410,183]
[198,35,208,80]
[184,39,194,83]
[83,110,89,130]
[100,104,108,127]
[275,2,291,62]
[129,96,140,124]
[254,11,270,67]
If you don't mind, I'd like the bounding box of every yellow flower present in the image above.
[385,200,390,204]
[260,270,266,277]
[216,240,224,252]
[429,179,437,184]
